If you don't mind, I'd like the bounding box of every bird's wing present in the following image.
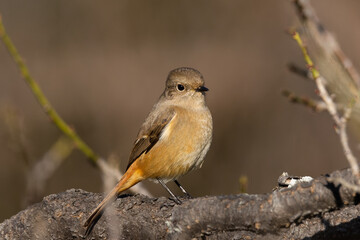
[126,108,176,170]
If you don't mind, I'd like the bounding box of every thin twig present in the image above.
[0,15,98,165]
[0,15,151,196]
[282,90,327,112]
[287,63,312,80]
[326,176,360,192]
[291,31,359,178]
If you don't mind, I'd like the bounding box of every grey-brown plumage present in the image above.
[127,67,209,171]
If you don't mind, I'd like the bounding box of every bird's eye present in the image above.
[177,84,185,91]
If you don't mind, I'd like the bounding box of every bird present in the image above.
[84,67,213,236]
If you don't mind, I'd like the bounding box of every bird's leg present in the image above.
[174,180,192,199]
[157,179,182,204]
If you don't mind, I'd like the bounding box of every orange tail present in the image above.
[84,166,144,236]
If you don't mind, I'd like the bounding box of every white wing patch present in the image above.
[159,113,177,140]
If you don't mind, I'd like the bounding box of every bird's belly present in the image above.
[139,111,212,181]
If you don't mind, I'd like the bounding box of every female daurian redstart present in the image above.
[84,67,213,236]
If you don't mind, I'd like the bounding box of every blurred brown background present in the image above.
[1,0,360,222]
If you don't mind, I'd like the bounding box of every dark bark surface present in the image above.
[1,168,360,239]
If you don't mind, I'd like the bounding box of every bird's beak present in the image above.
[196,86,209,92]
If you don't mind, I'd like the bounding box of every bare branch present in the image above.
[291,31,359,179]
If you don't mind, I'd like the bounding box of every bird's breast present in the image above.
[140,106,212,181]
